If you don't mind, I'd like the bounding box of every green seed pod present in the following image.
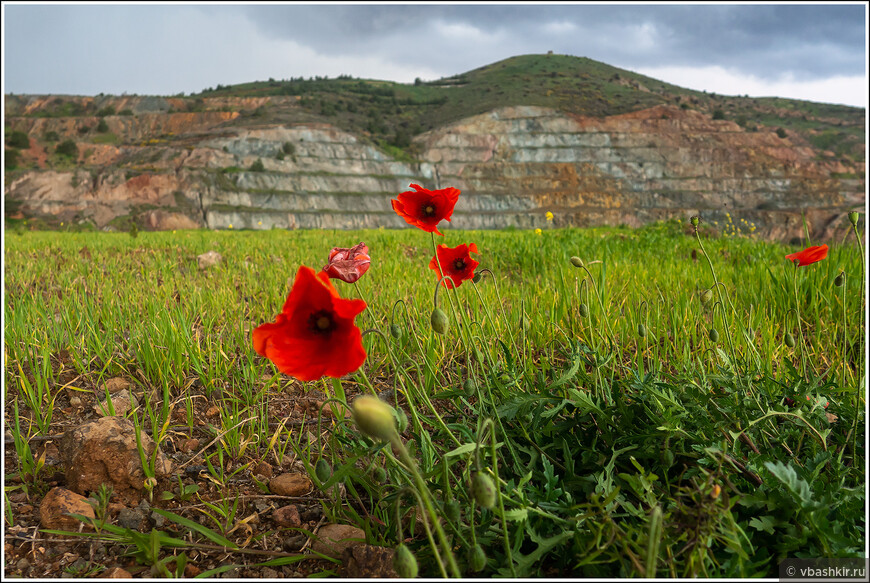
[315,459,332,484]
[372,466,387,484]
[690,216,700,227]
[431,308,449,335]
[699,289,714,305]
[578,303,589,318]
[784,332,796,348]
[390,323,402,339]
[637,324,647,338]
[848,211,859,226]
[463,378,476,397]
[444,499,461,523]
[469,543,487,572]
[708,328,719,343]
[570,256,584,268]
[395,407,409,433]
[352,395,398,442]
[834,272,845,287]
[470,471,497,509]
[393,544,418,579]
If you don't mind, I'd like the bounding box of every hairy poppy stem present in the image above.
[693,226,743,389]
[790,262,809,381]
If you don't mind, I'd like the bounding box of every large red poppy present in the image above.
[391,183,461,236]
[429,243,479,289]
[253,265,367,382]
[323,242,371,284]
[785,244,828,267]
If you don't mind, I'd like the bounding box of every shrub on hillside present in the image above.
[5,148,20,169]
[56,140,78,158]
[7,131,30,149]
[96,119,109,133]
[776,128,788,139]
[249,158,265,172]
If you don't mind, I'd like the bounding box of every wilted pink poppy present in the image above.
[323,242,371,284]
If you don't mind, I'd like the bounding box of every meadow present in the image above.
[3,216,866,578]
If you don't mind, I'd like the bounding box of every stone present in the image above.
[273,505,301,528]
[101,567,132,578]
[142,210,199,231]
[269,473,311,497]
[117,507,148,531]
[94,391,138,417]
[39,487,95,531]
[60,416,172,505]
[197,251,223,270]
[341,544,399,578]
[311,524,367,559]
[253,461,273,478]
[102,377,132,394]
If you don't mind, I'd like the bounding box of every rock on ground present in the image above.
[60,416,172,505]
[269,473,311,497]
[341,544,399,578]
[39,487,95,531]
[197,250,223,270]
[311,524,366,559]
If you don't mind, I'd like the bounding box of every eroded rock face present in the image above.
[60,416,172,505]
[4,95,863,243]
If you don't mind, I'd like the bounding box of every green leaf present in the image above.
[748,515,777,535]
[502,508,529,522]
[151,508,238,549]
[764,461,821,510]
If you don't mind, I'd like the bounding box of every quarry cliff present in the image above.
[4,56,865,242]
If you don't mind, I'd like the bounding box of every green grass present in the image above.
[3,219,865,577]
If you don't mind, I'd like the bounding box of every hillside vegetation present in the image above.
[5,54,865,168]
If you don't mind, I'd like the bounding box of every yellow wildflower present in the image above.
[535,228,542,236]
[545,211,554,222]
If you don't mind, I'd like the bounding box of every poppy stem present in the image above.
[693,226,743,389]
[790,262,809,382]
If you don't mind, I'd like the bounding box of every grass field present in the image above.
[3,217,866,577]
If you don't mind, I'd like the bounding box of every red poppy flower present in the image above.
[391,183,461,236]
[323,242,371,284]
[429,243,479,289]
[785,244,828,267]
[253,265,367,382]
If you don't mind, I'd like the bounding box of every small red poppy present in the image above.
[785,244,828,267]
[323,242,371,284]
[253,265,367,382]
[429,243,479,289]
[391,183,461,236]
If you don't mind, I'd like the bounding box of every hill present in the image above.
[4,54,865,240]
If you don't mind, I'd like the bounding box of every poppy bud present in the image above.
[570,256,584,268]
[444,499,461,523]
[463,378,476,397]
[708,328,719,343]
[352,395,398,442]
[690,216,700,227]
[700,289,713,305]
[472,271,483,284]
[784,332,796,348]
[315,459,332,484]
[834,272,845,287]
[393,544,418,579]
[372,466,387,483]
[390,323,402,339]
[469,544,487,572]
[637,324,647,338]
[578,303,589,318]
[848,211,859,226]
[431,308,449,335]
[396,407,409,433]
[711,484,721,499]
[470,471,496,509]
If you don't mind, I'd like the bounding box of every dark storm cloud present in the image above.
[242,4,866,81]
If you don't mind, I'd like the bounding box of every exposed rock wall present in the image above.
[5,100,863,242]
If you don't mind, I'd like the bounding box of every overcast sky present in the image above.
[2,2,867,108]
